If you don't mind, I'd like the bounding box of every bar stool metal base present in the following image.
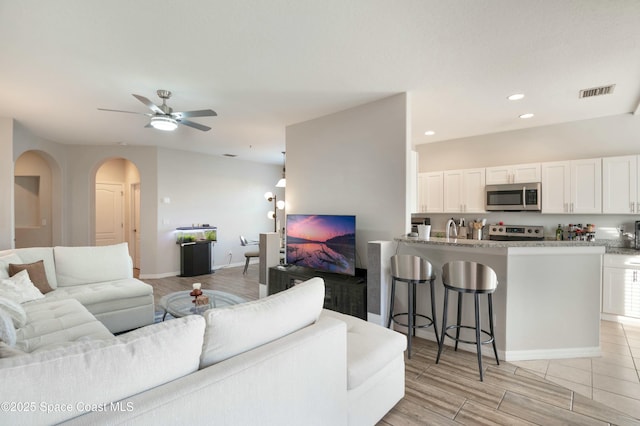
[436,261,499,381]
[388,277,440,359]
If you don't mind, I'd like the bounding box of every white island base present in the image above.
[378,238,605,361]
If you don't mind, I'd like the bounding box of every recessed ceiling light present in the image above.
[424,130,435,136]
[508,93,525,101]
[519,113,534,119]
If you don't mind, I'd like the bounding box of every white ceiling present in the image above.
[1,1,639,165]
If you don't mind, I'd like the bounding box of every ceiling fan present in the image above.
[98,89,217,132]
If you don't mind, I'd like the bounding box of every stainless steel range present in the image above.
[488,225,544,241]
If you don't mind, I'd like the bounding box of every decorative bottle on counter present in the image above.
[556,224,563,241]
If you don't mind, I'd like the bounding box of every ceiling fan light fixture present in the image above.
[150,116,178,131]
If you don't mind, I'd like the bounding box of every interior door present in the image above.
[96,182,124,246]
[132,183,141,269]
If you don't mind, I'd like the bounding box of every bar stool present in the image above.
[388,254,440,359]
[436,260,499,381]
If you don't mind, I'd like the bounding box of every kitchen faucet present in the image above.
[445,218,458,239]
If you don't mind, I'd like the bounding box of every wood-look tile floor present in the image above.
[142,264,640,425]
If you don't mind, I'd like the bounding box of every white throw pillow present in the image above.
[0,297,27,328]
[0,308,16,347]
[0,253,22,280]
[200,277,325,368]
[0,270,45,304]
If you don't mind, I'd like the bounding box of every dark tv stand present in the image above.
[268,265,367,319]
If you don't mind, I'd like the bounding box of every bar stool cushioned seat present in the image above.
[388,254,440,358]
[436,260,499,381]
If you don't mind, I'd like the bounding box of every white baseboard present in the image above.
[601,313,640,326]
[503,346,601,362]
[139,271,180,279]
[395,326,601,362]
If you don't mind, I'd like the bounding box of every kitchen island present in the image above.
[373,237,606,361]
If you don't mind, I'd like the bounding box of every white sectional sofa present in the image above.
[0,277,407,425]
[0,243,155,334]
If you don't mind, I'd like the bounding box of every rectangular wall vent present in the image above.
[579,84,615,98]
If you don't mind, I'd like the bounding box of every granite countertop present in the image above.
[606,247,640,255]
[395,236,607,249]
[396,236,640,254]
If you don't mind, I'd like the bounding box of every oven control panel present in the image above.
[488,225,544,240]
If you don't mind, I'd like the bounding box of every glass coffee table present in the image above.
[159,289,247,320]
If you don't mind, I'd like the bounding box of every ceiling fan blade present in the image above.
[97,108,151,116]
[178,119,211,132]
[172,109,217,119]
[132,94,164,114]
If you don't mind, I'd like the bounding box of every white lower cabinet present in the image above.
[602,255,640,319]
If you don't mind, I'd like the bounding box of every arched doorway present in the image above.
[95,158,142,273]
[14,151,56,248]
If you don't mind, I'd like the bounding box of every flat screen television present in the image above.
[285,214,356,276]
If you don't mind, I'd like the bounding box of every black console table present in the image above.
[179,241,212,277]
[268,265,367,319]
[176,226,217,277]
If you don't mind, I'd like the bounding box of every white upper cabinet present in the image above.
[443,168,485,213]
[541,158,601,214]
[485,163,541,185]
[541,161,570,213]
[602,155,638,214]
[417,172,444,213]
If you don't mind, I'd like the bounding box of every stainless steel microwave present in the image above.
[485,182,542,211]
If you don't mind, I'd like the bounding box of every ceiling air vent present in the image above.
[579,84,615,99]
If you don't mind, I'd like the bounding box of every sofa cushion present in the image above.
[320,309,407,390]
[0,296,27,328]
[200,277,325,368]
[0,252,22,280]
[9,260,53,294]
[17,299,113,353]
[13,247,58,289]
[54,243,132,286]
[0,315,206,426]
[0,308,16,346]
[0,269,45,303]
[40,278,153,313]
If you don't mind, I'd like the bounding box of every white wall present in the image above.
[0,118,14,249]
[3,122,282,276]
[14,151,53,247]
[12,122,67,246]
[417,113,640,171]
[154,148,282,277]
[286,93,410,269]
